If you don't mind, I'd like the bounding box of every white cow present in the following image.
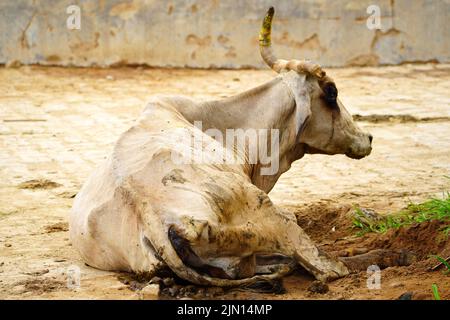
[70,8,404,287]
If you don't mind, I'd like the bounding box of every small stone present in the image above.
[163,277,175,287]
[149,276,162,285]
[105,75,114,80]
[128,280,145,291]
[4,243,12,247]
[168,286,179,297]
[193,288,205,298]
[182,285,197,296]
[139,284,160,300]
[412,292,431,300]
[398,292,413,300]
[307,280,329,294]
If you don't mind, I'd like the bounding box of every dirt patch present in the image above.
[17,179,62,190]
[57,191,77,199]
[362,220,450,262]
[14,277,67,295]
[23,269,50,276]
[290,202,450,261]
[44,222,69,233]
[291,201,354,243]
[353,114,450,123]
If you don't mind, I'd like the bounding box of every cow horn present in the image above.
[259,7,327,79]
[259,7,279,70]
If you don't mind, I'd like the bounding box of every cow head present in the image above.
[259,7,372,160]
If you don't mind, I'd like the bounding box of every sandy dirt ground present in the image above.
[0,63,449,300]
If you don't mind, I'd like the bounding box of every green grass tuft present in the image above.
[430,256,449,300]
[432,284,441,300]
[352,192,450,236]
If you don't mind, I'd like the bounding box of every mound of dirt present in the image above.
[353,114,450,123]
[290,201,354,243]
[368,220,449,260]
[353,114,419,123]
[14,278,67,295]
[44,222,69,233]
[17,179,61,190]
[289,202,450,264]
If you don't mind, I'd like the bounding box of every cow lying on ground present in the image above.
[69,7,413,287]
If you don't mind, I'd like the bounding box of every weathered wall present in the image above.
[1,0,449,68]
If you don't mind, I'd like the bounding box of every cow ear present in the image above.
[319,80,338,106]
[323,82,337,101]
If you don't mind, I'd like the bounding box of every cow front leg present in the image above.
[171,215,349,282]
[338,249,416,272]
[169,221,267,279]
[275,219,350,282]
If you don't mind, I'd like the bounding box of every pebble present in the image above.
[412,292,431,300]
[149,276,162,285]
[163,277,175,287]
[307,280,329,294]
[139,284,160,300]
[168,286,179,297]
[398,292,413,300]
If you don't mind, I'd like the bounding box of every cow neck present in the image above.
[194,76,307,193]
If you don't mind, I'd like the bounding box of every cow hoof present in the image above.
[168,225,232,279]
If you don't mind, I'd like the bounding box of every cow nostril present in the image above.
[368,134,373,144]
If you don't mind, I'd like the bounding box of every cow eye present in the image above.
[321,82,338,106]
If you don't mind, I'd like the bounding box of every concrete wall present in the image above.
[1,0,449,68]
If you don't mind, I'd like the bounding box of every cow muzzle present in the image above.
[345,133,373,159]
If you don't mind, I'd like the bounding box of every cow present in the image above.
[69,7,412,287]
